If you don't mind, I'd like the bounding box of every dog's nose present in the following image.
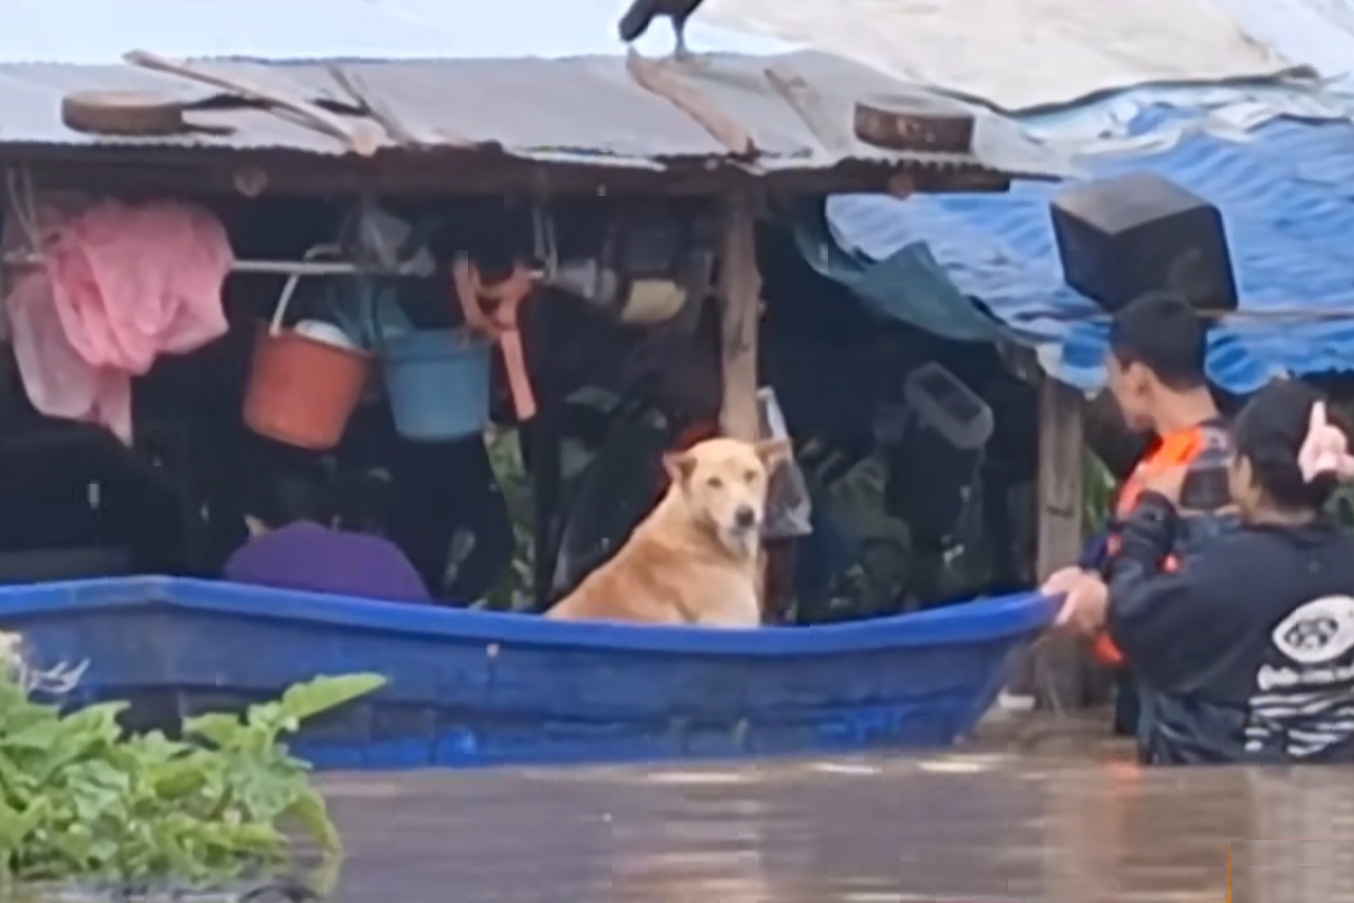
[734,505,757,529]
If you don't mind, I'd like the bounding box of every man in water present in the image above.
[223,461,430,604]
[1043,292,1235,733]
[1060,381,1354,764]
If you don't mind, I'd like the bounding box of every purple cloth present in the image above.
[222,522,431,603]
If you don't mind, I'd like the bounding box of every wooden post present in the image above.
[718,191,761,442]
[719,190,793,623]
[1033,375,1089,709]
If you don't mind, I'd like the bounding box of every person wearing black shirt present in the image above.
[1058,380,1354,764]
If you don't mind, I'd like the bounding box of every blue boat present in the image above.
[0,576,1053,770]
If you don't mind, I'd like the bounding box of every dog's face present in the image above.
[663,437,792,557]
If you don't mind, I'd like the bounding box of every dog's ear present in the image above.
[754,438,793,470]
[663,450,698,485]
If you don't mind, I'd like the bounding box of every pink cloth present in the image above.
[6,200,233,443]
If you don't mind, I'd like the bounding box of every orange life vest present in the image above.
[1092,427,1213,667]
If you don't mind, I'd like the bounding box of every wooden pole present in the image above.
[718,191,761,441]
[1033,375,1089,709]
[719,190,789,623]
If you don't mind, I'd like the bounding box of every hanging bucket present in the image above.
[382,328,491,442]
[243,249,372,451]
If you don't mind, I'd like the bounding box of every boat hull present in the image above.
[0,577,1054,769]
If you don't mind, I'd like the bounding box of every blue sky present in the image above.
[0,0,794,62]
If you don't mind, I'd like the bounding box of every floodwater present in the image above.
[321,712,1354,903]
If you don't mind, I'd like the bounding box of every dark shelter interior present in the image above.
[0,188,1045,624]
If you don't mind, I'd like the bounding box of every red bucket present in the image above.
[243,326,371,451]
[241,248,371,451]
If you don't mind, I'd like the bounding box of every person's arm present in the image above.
[1077,531,1112,572]
[1042,531,1115,600]
[1104,492,1234,691]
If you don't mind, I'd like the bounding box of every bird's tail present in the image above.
[617,0,657,42]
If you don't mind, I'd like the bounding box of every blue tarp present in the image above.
[819,100,1354,394]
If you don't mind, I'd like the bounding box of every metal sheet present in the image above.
[0,63,345,153]
[0,52,1071,178]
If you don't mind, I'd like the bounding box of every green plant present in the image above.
[1082,452,1117,535]
[0,667,384,893]
[482,427,535,611]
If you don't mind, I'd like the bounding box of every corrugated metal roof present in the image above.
[0,52,1070,178]
[822,104,1354,394]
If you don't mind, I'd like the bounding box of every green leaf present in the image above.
[2,718,64,752]
[283,786,343,856]
[0,795,47,849]
[61,701,129,738]
[182,711,246,749]
[0,662,382,890]
[277,674,387,724]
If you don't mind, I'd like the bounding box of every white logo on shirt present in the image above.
[1249,594,1354,757]
[1270,595,1354,665]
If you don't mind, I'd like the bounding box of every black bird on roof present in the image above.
[617,0,706,59]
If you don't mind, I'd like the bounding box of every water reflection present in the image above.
[1240,770,1354,903]
[600,769,771,902]
[321,729,1354,903]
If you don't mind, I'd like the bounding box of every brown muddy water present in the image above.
[320,712,1354,903]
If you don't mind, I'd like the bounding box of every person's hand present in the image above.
[1141,465,1188,505]
[1298,400,1354,481]
[1053,573,1110,635]
[1040,565,1087,597]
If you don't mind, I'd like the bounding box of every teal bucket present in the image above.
[382,330,492,441]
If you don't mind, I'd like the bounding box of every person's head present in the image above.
[335,468,393,535]
[1106,292,1209,431]
[244,463,332,538]
[1229,380,1351,521]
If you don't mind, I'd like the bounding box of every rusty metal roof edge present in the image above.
[0,135,1044,174]
[0,51,1072,179]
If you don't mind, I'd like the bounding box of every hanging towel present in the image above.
[6,199,234,443]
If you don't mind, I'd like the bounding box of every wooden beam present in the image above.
[764,65,853,157]
[1033,375,1090,710]
[123,49,381,156]
[327,63,440,148]
[625,50,757,159]
[717,192,761,441]
[0,146,1001,200]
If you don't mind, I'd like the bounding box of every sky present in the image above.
[0,0,795,63]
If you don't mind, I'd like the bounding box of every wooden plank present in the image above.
[763,65,854,157]
[1037,376,1084,535]
[327,63,443,148]
[717,191,771,620]
[1033,376,1091,710]
[625,50,757,158]
[123,50,381,156]
[717,192,761,441]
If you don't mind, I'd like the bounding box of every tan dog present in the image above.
[545,436,791,626]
